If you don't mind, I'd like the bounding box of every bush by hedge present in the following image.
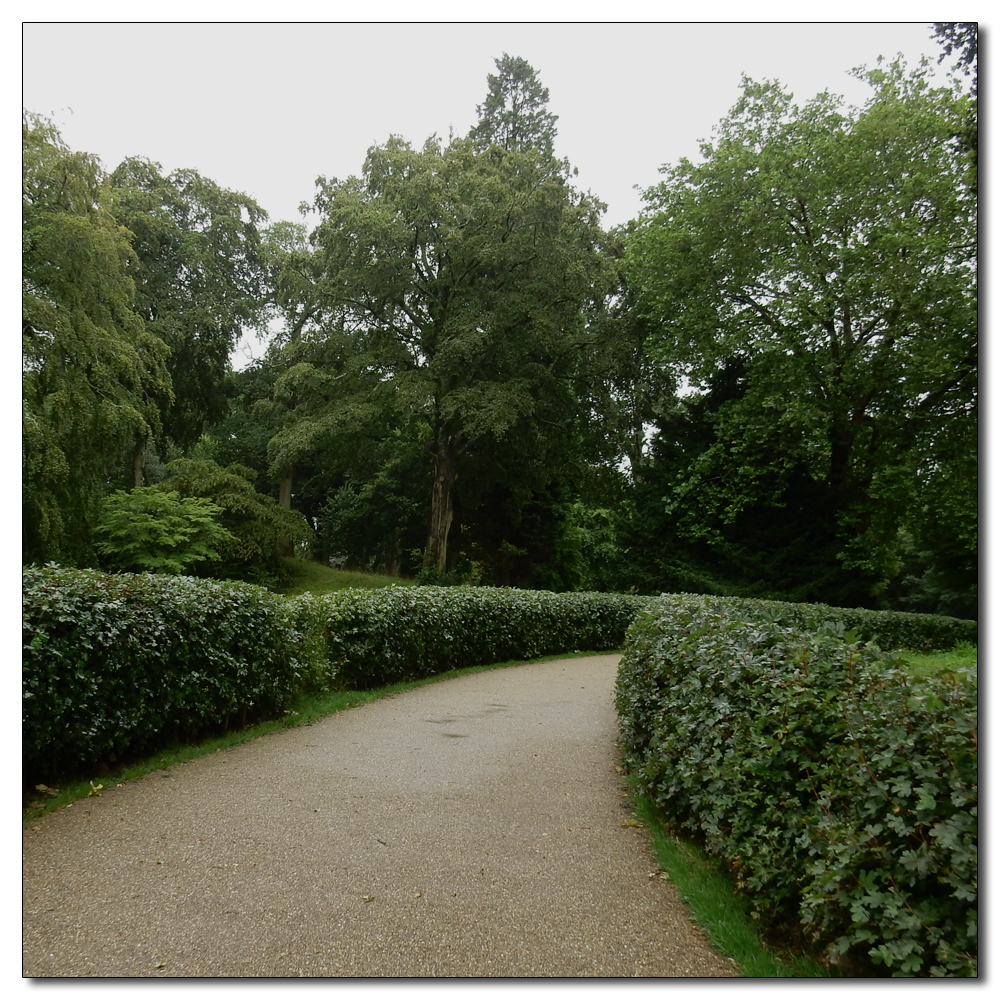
[616,595,977,977]
[23,566,308,779]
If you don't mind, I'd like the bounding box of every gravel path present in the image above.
[22,654,737,978]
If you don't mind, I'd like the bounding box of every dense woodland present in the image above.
[23,28,978,618]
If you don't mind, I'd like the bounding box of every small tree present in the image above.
[155,459,315,582]
[93,488,235,575]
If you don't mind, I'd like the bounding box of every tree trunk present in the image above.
[424,429,461,575]
[386,527,400,577]
[278,464,294,509]
[132,444,146,488]
[277,463,294,556]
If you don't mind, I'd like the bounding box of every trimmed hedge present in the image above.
[657,593,977,652]
[616,595,977,977]
[23,566,309,779]
[23,568,644,779]
[295,585,645,689]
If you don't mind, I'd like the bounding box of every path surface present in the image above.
[22,655,737,978]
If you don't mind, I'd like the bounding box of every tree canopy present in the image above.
[279,116,612,574]
[22,114,170,563]
[625,60,976,605]
[468,53,559,156]
[108,157,271,466]
[22,50,978,615]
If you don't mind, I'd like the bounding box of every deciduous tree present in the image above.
[108,158,271,474]
[627,61,976,604]
[22,115,170,563]
[298,128,611,573]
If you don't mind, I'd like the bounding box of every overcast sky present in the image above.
[24,20,955,232]
[21,18,966,371]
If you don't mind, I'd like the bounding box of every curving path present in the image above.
[22,655,737,978]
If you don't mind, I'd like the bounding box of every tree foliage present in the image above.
[468,52,560,156]
[108,157,270,460]
[932,22,978,95]
[626,61,976,605]
[22,51,978,616]
[22,114,170,564]
[154,458,314,583]
[287,79,612,573]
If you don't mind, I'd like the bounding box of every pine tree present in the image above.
[468,53,559,156]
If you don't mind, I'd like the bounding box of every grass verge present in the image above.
[624,775,831,977]
[896,642,977,682]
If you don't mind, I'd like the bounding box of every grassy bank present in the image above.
[276,557,415,595]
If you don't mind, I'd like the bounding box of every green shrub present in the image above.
[23,566,307,779]
[291,586,645,689]
[616,596,977,977]
[24,570,645,780]
[93,487,235,574]
[154,459,314,585]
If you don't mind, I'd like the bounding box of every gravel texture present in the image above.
[23,654,738,979]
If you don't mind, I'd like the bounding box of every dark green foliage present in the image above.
[468,53,560,156]
[616,596,977,976]
[932,22,978,95]
[680,594,977,652]
[155,459,314,584]
[295,586,646,689]
[108,157,271,454]
[22,566,308,780]
[22,115,170,565]
[24,567,645,782]
[626,62,977,610]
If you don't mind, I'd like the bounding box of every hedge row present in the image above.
[616,595,977,977]
[293,585,645,689]
[23,567,644,779]
[657,593,977,652]
[23,566,310,778]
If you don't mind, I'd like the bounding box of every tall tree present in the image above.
[108,158,271,477]
[626,61,977,605]
[931,22,978,193]
[22,115,170,563]
[468,53,559,156]
[297,132,611,574]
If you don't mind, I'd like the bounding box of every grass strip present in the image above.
[896,642,977,682]
[625,776,831,978]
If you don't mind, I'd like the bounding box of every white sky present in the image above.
[23,19,956,234]
[22,15,964,370]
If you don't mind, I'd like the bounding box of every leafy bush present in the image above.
[23,566,307,779]
[94,487,235,574]
[292,586,646,689]
[616,596,977,977]
[24,569,645,780]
